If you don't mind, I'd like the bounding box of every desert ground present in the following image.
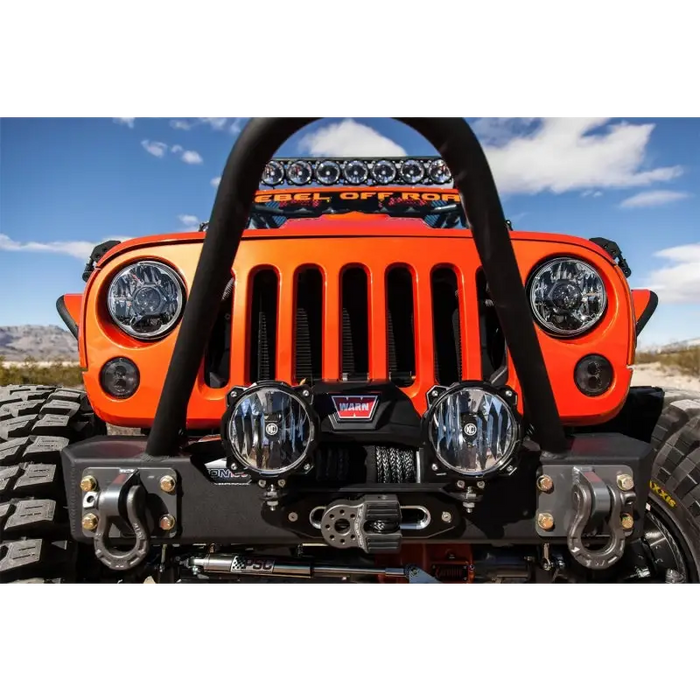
[0,361,78,368]
[630,363,700,392]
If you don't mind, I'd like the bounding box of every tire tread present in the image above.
[0,385,104,583]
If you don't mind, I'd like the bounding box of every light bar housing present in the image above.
[259,157,453,188]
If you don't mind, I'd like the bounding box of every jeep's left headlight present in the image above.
[107,261,185,340]
[529,258,607,337]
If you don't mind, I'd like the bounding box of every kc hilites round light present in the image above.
[426,383,521,479]
[222,382,319,479]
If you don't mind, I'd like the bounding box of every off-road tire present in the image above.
[648,391,700,579]
[0,385,106,583]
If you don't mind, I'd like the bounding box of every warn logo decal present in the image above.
[331,395,379,422]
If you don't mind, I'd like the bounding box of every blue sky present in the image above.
[1,117,698,347]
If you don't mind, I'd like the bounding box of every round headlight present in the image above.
[225,383,318,478]
[316,160,341,185]
[373,159,397,185]
[107,261,185,340]
[343,160,368,185]
[529,258,607,337]
[427,384,520,478]
[401,159,425,184]
[428,159,452,184]
[262,161,285,186]
[287,160,313,186]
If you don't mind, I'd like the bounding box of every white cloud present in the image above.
[141,139,168,158]
[471,118,683,195]
[178,215,201,228]
[619,190,691,208]
[181,150,203,165]
[211,176,222,188]
[582,190,603,198]
[299,119,407,158]
[0,234,129,260]
[113,118,135,128]
[199,117,228,131]
[168,117,245,135]
[141,140,201,164]
[646,243,700,304]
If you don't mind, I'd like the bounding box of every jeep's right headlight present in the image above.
[107,260,185,340]
[529,258,607,337]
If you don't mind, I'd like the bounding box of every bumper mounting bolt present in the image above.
[288,512,298,522]
[441,511,452,523]
[80,475,97,493]
[159,514,176,532]
[456,480,466,490]
[160,475,177,493]
[537,512,555,531]
[621,514,634,530]
[617,474,634,492]
[82,513,98,531]
[537,475,554,493]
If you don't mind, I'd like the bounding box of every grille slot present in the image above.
[432,267,462,386]
[249,269,278,383]
[204,277,234,388]
[387,267,416,387]
[341,267,369,381]
[294,268,323,383]
[476,268,507,383]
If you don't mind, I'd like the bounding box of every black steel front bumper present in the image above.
[62,433,653,559]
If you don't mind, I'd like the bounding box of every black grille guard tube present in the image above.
[145,118,568,457]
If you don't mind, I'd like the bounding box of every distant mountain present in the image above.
[639,338,700,354]
[0,325,78,362]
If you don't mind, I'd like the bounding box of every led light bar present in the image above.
[259,157,453,187]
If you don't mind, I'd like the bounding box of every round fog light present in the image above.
[223,382,318,478]
[427,384,521,478]
[100,358,140,398]
[574,355,613,396]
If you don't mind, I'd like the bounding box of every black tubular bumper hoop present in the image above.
[145,118,568,458]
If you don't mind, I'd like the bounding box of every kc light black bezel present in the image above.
[423,381,523,481]
[220,381,320,480]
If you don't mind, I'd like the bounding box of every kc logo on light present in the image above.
[464,423,478,437]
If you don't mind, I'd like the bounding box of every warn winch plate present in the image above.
[330,394,379,423]
[311,381,423,443]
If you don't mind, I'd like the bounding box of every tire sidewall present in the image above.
[648,488,700,579]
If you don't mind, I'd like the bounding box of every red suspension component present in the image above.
[376,544,474,583]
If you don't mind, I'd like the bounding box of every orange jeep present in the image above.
[2,118,700,583]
